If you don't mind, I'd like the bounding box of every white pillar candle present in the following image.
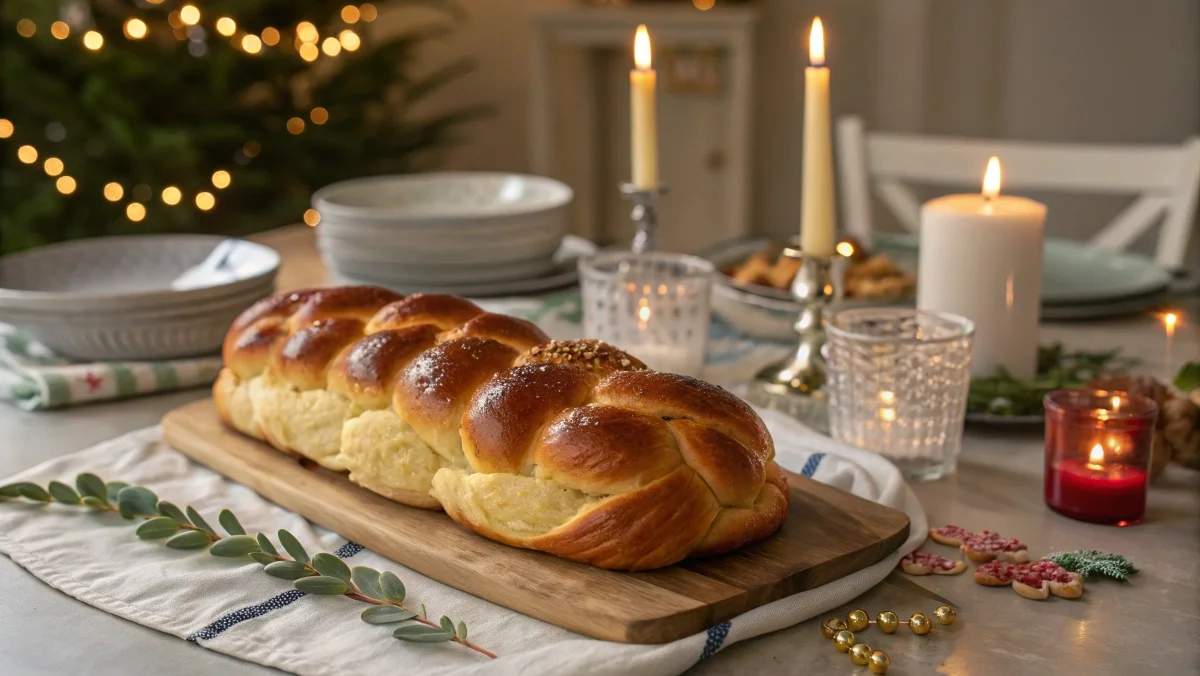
[630,25,658,189]
[800,17,836,256]
[918,157,1046,379]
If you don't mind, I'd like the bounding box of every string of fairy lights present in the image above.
[5,3,378,224]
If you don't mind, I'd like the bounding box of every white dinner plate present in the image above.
[333,235,596,298]
[0,235,279,312]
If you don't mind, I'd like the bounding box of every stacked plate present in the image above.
[0,235,279,360]
[313,172,585,296]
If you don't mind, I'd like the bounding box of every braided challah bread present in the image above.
[215,286,789,570]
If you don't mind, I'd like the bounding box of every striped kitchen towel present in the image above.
[0,409,925,675]
[0,324,223,410]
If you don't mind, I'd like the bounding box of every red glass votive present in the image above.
[1044,389,1157,525]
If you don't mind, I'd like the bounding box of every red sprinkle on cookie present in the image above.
[1012,561,1084,600]
[928,524,975,547]
[899,551,968,576]
[973,560,1018,586]
[961,531,1030,563]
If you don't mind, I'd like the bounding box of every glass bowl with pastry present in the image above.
[701,236,918,341]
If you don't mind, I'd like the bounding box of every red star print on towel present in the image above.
[84,372,104,391]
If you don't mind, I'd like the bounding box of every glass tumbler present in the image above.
[578,251,714,376]
[825,308,975,480]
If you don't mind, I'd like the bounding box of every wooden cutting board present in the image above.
[162,399,909,644]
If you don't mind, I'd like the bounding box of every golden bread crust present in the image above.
[215,286,788,569]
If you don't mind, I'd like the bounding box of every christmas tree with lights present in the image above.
[0,0,483,254]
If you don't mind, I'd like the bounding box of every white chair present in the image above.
[836,115,1200,269]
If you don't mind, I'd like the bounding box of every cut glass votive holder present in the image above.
[1044,389,1157,526]
[578,251,714,377]
[825,308,975,481]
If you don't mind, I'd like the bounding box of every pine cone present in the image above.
[1089,375,1200,474]
[1163,396,1200,470]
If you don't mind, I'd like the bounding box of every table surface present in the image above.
[2,226,1198,676]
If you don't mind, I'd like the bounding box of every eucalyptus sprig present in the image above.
[968,343,1139,417]
[0,473,496,659]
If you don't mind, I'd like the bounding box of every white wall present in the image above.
[380,0,1200,262]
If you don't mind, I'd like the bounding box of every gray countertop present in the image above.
[2,227,1197,675]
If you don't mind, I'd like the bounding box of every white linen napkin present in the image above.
[0,410,925,676]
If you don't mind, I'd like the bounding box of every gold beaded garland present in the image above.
[934,604,957,625]
[868,650,891,674]
[846,609,870,632]
[909,612,932,635]
[820,606,954,674]
[849,643,873,666]
[875,610,899,633]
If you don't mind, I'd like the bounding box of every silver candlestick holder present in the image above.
[739,247,844,430]
[619,182,668,253]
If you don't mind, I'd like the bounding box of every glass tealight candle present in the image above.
[1044,389,1157,525]
[578,251,713,377]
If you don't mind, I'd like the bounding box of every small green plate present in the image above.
[874,233,1173,305]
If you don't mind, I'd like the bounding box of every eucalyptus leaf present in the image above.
[392,625,454,642]
[74,473,108,502]
[105,481,128,503]
[0,483,48,501]
[439,616,455,635]
[210,535,261,558]
[311,553,352,583]
[17,484,52,502]
[277,529,309,564]
[81,496,108,510]
[264,561,315,580]
[186,507,215,534]
[379,571,406,604]
[116,487,158,517]
[157,501,190,525]
[256,533,279,556]
[248,552,277,565]
[166,529,213,549]
[218,509,245,536]
[457,621,467,640]
[136,516,181,539]
[360,605,417,625]
[352,566,383,600]
[294,575,349,595]
[47,481,81,504]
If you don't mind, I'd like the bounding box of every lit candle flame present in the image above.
[836,241,855,257]
[638,305,651,322]
[634,25,652,70]
[982,156,1001,200]
[1164,312,1177,334]
[1111,395,1121,411]
[809,17,825,66]
[1087,443,1105,469]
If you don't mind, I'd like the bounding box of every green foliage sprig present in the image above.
[1,473,495,659]
[1047,550,1139,581]
[968,343,1138,417]
[1175,361,1200,392]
